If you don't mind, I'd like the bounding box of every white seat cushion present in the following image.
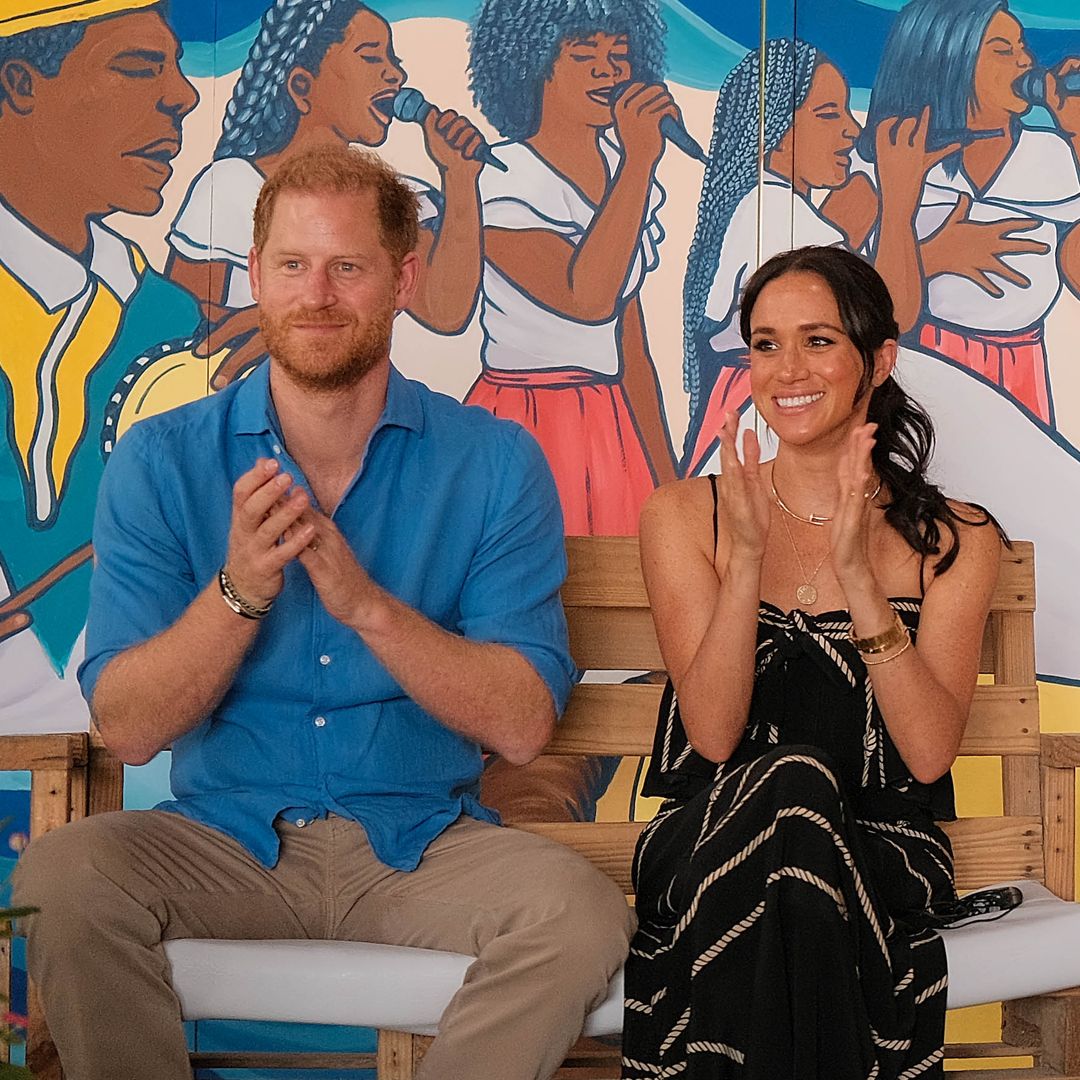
[165,880,1080,1033]
[164,938,624,1037]
[942,880,1080,1009]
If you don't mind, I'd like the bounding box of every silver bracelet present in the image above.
[218,567,273,620]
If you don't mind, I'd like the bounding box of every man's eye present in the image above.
[110,64,159,79]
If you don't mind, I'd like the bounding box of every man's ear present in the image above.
[394,251,421,312]
[0,60,37,116]
[285,66,315,116]
[248,246,262,302]
[872,338,898,387]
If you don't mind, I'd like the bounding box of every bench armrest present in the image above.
[0,733,89,838]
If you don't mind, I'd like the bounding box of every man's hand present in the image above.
[224,459,314,608]
[294,511,382,630]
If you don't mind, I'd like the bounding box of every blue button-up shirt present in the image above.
[79,362,575,870]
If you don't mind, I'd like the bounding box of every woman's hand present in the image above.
[830,423,878,592]
[716,411,770,565]
[874,109,960,213]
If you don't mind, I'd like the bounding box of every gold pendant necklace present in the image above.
[778,511,830,606]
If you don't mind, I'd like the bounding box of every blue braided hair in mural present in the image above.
[681,38,817,440]
[215,0,369,160]
[859,0,1008,179]
[468,0,667,141]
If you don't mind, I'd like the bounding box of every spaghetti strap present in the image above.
[708,474,719,561]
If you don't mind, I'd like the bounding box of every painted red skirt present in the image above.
[918,321,1052,424]
[465,367,656,536]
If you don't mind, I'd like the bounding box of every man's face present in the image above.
[251,188,418,393]
[20,10,198,218]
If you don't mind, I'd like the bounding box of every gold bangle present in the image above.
[861,635,912,666]
[218,567,273,620]
[849,613,908,655]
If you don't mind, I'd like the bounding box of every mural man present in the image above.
[0,0,200,732]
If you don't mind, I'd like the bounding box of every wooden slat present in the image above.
[961,686,1040,756]
[552,684,663,755]
[191,1052,377,1069]
[568,608,663,671]
[564,538,1033,611]
[1043,763,1076,900]
[0,733,86,772]
[945,1041,1039,1058]
[549,683,1038,758]
[943,817,1043,890]
[515,818,1043,895]
[564,536,648,608]
[87,729,124,816]
[29,768,73,839]
[515,821,644,894]
[1042,734,1080,770]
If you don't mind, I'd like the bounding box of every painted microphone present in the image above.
[1015,68,1080,107]
[374,88,508,172]
[925,127,1005,151]
[609,82,708,164]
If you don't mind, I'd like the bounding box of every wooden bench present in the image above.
[4,536,1080,1078]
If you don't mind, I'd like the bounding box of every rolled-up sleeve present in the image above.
[456,425,577,716]
[77,423,198,706]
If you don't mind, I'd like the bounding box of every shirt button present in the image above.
[319,654,331,666]
[295,818,307,828]
[272,443,282,455]
[314,716,326,728]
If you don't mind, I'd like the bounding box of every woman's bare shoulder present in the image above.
[640,477,717,541]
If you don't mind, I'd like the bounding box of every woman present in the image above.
[166,0,485,384]
[861,0,1080,427]
[623,246,1004,1079]
[467,0,678,535]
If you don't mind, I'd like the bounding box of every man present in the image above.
[13,144,633,1080]
[0,0,200,732]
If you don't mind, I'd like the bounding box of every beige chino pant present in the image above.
[12,809,634,1080]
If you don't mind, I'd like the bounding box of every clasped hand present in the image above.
[716,412,880,592]
[223,458,375,627]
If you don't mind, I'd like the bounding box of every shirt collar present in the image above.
[0,195,142,311]
[231,360,426,440]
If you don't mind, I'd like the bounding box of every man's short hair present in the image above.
[253,144,419,262]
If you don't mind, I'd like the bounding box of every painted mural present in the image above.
[1,0,1079,1071]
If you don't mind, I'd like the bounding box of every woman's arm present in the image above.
[484,84,677,322]
[619,295,676,483]
[641,417,770,762]
[831,426,1002,783]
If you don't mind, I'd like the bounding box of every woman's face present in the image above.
[748,270,891,448]
[539,32,631,130]
[298,8,406,148]
[970,10,1033,119]
[769,61,859,194]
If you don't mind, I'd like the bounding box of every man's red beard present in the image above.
[260,303,394,392]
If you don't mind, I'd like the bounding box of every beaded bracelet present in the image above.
[218,567,273,620]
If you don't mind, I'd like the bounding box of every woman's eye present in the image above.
[808,336,834,347]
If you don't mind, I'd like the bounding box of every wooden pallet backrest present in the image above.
[518,537,1040,898]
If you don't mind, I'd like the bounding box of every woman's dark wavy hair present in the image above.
[739,246,1007,580]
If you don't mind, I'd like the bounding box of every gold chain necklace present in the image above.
[778,511,831,606]
[771,476,882,527]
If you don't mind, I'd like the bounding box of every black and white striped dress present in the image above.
[622,598,956,1080]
